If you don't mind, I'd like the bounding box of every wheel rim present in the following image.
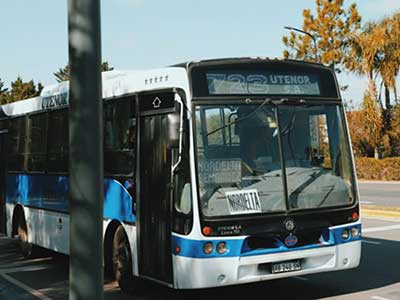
[113,230,131,280]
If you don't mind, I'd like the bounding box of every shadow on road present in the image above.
[1,236,399,300]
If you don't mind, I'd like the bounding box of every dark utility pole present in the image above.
[68,0,103,300]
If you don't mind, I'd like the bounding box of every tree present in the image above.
[0,78,8,104]
[5,77,43,104]
[54,61,114,82]
[345,13,400,157]
[282,0,361,69]
[347,109,371,157]
[376,13,400,137]
[362,92,382,158]
[345,21,386,105]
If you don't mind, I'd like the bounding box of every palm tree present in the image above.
[345,21,386,104]
[378,12,400,105]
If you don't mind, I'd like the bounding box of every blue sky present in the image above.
[1,0,399,104]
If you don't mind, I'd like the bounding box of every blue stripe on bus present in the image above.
[172,225,361,258]
[6,174,135,223]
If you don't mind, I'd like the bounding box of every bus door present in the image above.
[0,130,8,234]
[137,91,178,285]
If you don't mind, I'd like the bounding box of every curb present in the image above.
[361,205,400,219]
[358,180,400,184]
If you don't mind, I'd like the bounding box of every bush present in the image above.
[355,157,400,181]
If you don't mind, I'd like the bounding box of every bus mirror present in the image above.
[167,112,180,149]
[175,183,192,214]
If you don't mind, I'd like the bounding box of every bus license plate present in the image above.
[271,260,302,274]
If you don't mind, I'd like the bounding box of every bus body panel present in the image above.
[173,235,361,289]
[6,202,138,265]
[5,174,135,223]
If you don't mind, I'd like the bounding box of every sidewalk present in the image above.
[0,236,36,300]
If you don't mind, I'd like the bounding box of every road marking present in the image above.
[371,296,390,300]
[360,201,374,204]
[362,240,381,245]
[0,264,54,275]
[363,224,400,233]
[1,273,53,300]
[294,276,309,281]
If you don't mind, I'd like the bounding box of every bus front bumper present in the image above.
[172,240,361,289]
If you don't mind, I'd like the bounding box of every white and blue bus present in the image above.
[0,57,361,291]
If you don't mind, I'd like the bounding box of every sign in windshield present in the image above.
[206,71,320,95]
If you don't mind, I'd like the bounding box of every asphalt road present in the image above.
[0,181,399,300]
[1,216,400,300]
[358,181,400,207]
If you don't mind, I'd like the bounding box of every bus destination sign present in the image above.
[206,71,320,96]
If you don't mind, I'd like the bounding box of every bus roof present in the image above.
[0,57,334,119]
[172,57,332,71]
[0,66,189,118]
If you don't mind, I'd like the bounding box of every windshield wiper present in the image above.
[206,97,271,137]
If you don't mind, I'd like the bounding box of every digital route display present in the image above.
[206,71,321,95]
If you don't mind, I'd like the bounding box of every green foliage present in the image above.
[355,157,400,180]
[282,0,361,69]
[0,78,8,104]
[54,61,114,82]
[0,77,43,104]
[362,92,382,151]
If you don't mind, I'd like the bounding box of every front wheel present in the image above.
[112,225,142,293]
[17,213,33,258]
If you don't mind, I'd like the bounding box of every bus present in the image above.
[0,57,361,291]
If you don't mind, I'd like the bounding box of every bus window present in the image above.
[308,114,332,169]
[8,117,26,172]
[103,97,136,176]
[47,109,69,173]
[27,113,47,172]
[278,105,354,210]
[205,108,224,146]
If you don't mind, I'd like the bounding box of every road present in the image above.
[0,181,399,300]
[359,181,400,207]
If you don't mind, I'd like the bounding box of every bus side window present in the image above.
[27,113,47,172]
[47,109,69,173]
[8,117,26,172]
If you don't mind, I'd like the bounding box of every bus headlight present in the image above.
[216,242,227,254]
[203,242,213,254]
[341,229,350,240]
[351,227,360,238]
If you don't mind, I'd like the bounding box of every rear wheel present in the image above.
[113,225,142,293]
[16,212,32,258]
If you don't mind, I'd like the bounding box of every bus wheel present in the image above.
[17,213,32,258]
[112,225,137,293]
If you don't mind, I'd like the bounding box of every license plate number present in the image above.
[271,260,302,274]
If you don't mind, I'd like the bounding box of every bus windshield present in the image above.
[195,103,355,217]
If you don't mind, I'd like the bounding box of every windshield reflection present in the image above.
[195,103,355,217]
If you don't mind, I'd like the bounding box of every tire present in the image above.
[17,212,33,258]
[112,225,141,294]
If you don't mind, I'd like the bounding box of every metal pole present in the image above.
[68,0,103,299]
[284,26,318,62]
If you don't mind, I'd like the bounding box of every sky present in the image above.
[1,0,399,105]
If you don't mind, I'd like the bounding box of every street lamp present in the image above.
[284,25,319,62]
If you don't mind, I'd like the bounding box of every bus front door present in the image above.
[0,130,7,234]
[138,113,173,285]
